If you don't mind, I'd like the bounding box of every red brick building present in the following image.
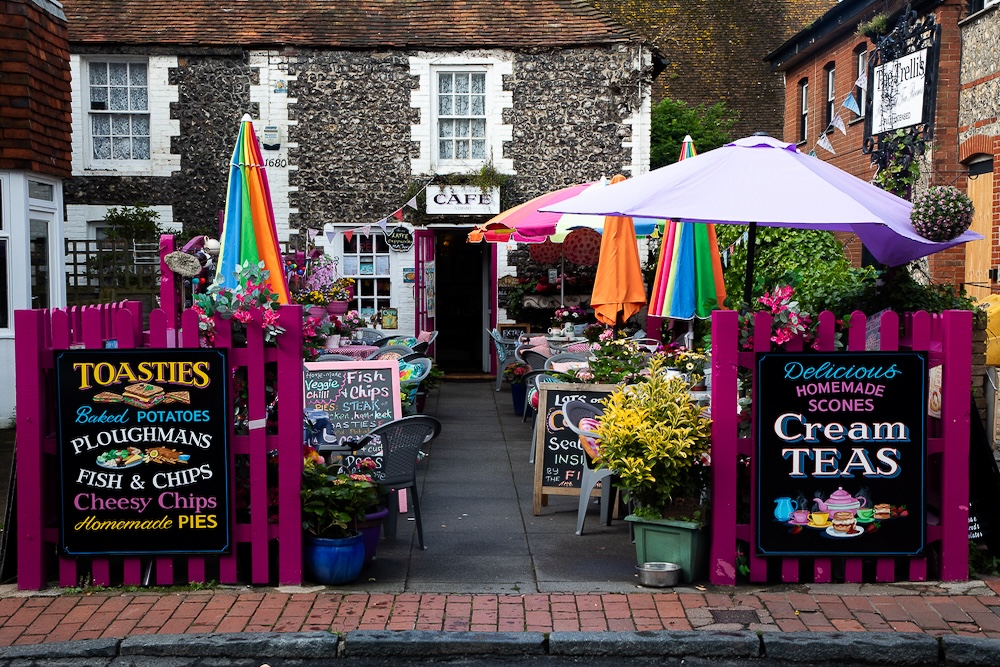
[766,0,984,289]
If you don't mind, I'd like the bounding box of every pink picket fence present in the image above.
[14,299,306,590]
[708,308,973,584]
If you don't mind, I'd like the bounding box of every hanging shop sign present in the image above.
[55,348,230,556]
[386,226,414,252]
[755,351,927,557]
[871,49,929,135]
[497,274,519,310]
[425,185,500,215]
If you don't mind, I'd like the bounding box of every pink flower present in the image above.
[233,309,253,324]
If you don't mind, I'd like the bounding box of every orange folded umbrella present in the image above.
[590,175,646,326]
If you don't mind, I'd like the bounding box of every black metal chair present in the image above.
[354,415,442,550]
[515,347,548,371]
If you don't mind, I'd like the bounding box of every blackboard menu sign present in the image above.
[755,351,927,556]
[55,348,230,555]
[497,323,530,340]
[303,360,402,450]
[497,275,519,309]
[532,382,616,515]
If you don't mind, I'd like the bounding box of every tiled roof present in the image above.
[63,0,644,49]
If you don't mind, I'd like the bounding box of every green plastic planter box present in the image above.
[626,515,708,584]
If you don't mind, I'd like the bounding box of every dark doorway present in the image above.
[434,229,485,372]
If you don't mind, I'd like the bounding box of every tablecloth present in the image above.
[323,345,378,360]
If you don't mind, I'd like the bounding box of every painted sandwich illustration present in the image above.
[122,383,165,408]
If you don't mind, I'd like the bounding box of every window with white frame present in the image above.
[798,79,808,142]
[436,70,487,163]
[854,47,868,119]
[85,59,150,163]
[340,232,391,322]
[824,63,836,130]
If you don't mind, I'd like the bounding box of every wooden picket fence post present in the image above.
[14,299,305,590]
[709,309,972,584]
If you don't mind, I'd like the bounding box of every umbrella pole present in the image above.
[742,221,758,307]
[560,256,565,307]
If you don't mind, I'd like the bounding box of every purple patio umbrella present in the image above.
[541,134,982,304]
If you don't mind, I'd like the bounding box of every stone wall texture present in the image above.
[64,45,642,237]
[959,9,1000,143]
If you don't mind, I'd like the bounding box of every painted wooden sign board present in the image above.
[55,348,230,555]
[532,382,616,515]
[755,351,927,556]
[497,323,530,340]
[303,360,402,476]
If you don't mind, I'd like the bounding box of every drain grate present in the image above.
[710,609,760,625]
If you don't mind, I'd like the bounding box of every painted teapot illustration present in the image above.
[773,497,798,522]
[813,487,866,517]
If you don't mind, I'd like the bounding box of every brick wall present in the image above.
[777,0,971,288]
[0,0,72,177]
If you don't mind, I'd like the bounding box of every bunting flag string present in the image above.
[376,218,388,232]
[816,133,835,155]
[842,93,861,115]
[832,114,847,135]
[326,176,435,240]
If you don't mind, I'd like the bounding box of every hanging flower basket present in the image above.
[910,186,974,242]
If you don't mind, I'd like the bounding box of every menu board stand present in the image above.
[303,360,402,464]
[532,382,616,515]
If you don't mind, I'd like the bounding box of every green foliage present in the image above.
[595,355,712,518]
[301,462,381,539]
[856,13,890,39]
[872,130,926,198]
[714,225,861,310]
[970,541,1000,576]
[422,363,446,391]
[650,98,738,169]
[101,204,163,242]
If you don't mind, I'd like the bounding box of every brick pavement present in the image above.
[0,580,999,647]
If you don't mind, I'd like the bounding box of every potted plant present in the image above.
[595,354,712,582]
[327,277,356,314]
[909,185,974,242]
[502,362,531,415]
[301,455,381,584]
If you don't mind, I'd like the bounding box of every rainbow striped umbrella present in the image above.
[215,114,290,304]
[647,136,727,320]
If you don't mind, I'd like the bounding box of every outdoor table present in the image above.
[324,344,378,360]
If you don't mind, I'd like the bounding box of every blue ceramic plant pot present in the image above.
[511,382,526,416]
[304,533,365,585]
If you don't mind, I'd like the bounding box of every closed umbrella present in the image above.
[648,136,727,323]
[541,134,983,305]
[590,175,647,326]
[215,114,290,303]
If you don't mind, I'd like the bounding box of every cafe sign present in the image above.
[755,351,926,556]
[424,185,500,215]
[55,348,230,555]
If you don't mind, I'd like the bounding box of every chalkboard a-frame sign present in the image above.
[532,382,616,515]
[55,348,230,556]
[303,360,402,452]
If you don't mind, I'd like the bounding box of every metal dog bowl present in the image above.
[636,561,681,587]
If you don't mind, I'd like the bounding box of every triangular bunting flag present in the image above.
[841,94,861,115]
[393,208,404,221]
[405,196,418,210]
[377,218,388,232]
[362,224,371,236]
[816,133,835,154]
[832,113,847,135]
[808,149,818,157]
[323,222,336,244]
[307,228,319,240]
[344,230,353,243]
[855,72,867,90]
